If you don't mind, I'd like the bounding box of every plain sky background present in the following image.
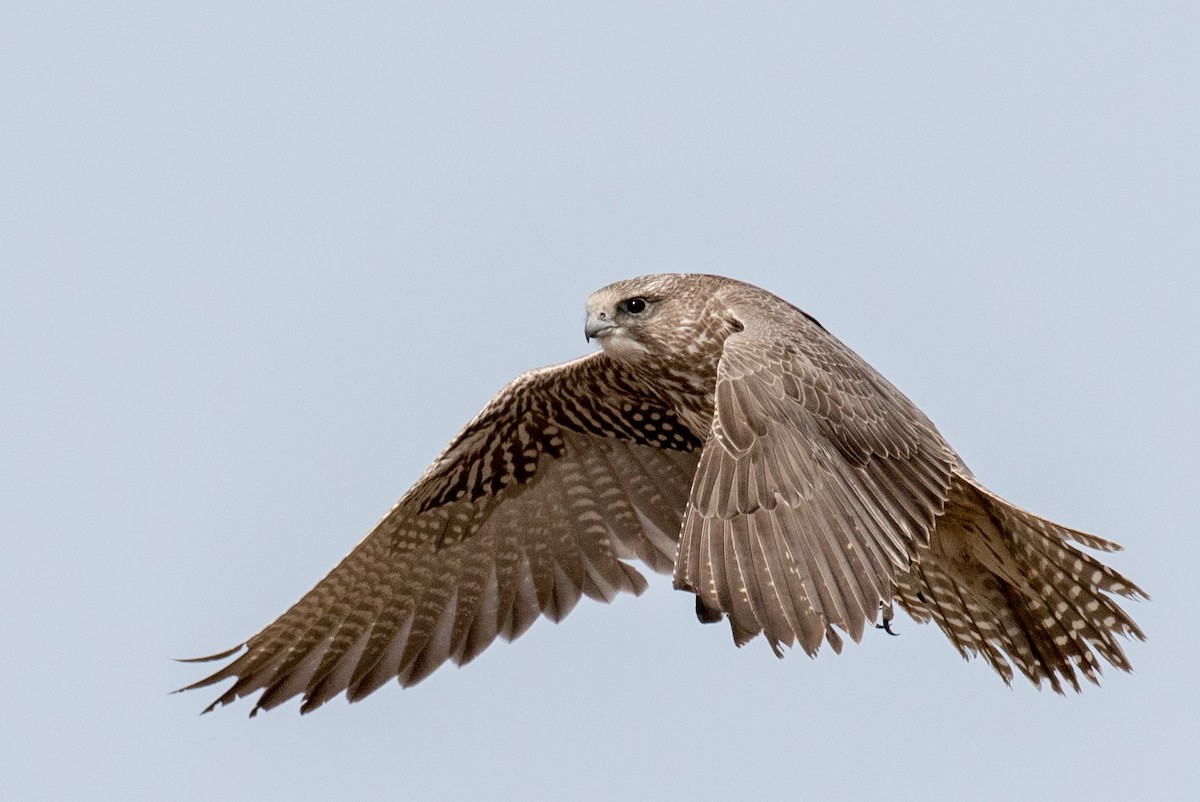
[3,2,1198,800]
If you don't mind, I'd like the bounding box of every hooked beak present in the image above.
[584,312,618,342]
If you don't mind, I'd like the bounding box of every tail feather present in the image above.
[894,471,1145,692]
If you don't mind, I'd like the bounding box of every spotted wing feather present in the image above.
[674,299,956,656]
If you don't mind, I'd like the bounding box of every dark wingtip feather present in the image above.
[173,643,247,664]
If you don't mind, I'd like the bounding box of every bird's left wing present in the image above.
[674,299,956,656]
[182,353,701,715]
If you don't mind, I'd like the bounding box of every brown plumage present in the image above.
[182,274,1145,714]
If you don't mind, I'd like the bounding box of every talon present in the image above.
[876,601,899,636]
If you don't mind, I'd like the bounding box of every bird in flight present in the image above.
[182,274,1145,715]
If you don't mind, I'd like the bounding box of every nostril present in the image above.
[598,312,607,320]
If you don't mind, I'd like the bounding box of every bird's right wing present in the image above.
[182,353,701,715]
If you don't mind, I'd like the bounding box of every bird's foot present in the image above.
[876,602,899,636]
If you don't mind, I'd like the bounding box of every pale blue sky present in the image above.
[3,3,1198,800]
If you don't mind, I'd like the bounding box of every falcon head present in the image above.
[585,273,731,362]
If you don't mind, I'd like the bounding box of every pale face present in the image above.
[584,274,689,362]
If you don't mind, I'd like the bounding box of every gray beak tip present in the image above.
[584,314,617,342]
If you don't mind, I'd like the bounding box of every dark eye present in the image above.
[621,297,647,314]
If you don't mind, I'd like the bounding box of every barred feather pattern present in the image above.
[182,356,700,715]
[893,471,1147,692]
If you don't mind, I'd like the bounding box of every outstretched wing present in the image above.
[674,300,956,655]
[184,353,701,714]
